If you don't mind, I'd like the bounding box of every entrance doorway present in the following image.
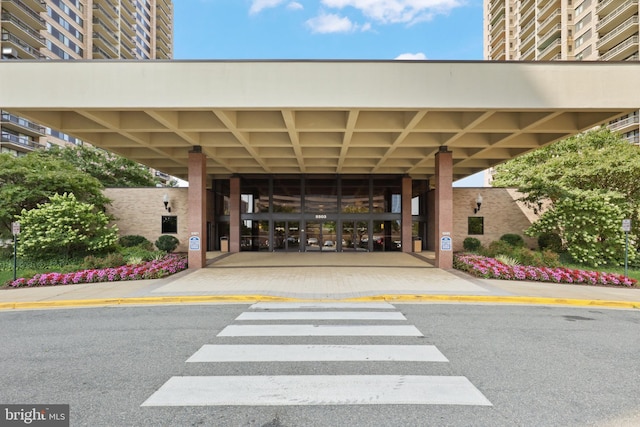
[341,220,368,251]
[305,221,337,252]
[273,221,300,252]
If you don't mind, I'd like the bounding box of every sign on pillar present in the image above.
[189,235,201,251]
[440,232,452,251]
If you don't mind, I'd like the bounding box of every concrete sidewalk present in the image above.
[1,252,639,310]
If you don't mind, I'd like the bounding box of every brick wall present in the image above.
[104,188,189,252]
[453,188,537,251]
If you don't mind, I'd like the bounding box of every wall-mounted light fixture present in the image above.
[473,194,483,214]
[163,194,171,213]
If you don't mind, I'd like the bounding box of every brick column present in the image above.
[188,147,207,269]
[435,148,453,269]
[401,176,412,253]
[229,176,241,253]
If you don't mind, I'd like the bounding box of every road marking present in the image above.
[187,345,448,362]
[250,302,397,310]
[236,311,406,320]
[217,324,423,336]
[141,375,492,406]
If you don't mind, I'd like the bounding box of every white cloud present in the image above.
[287,1,304,10]
[306,13,358,33]
[320,0,462,25]
[250,0,287,15]
[395,52,427,60]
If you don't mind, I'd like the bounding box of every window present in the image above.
[468,217,484,235]
[162,216,177,233]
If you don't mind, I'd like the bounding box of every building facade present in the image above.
[484,0,639,144]
[1,0,173,156]
[104,186,538,254]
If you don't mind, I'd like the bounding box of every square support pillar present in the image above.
[434,148,453,269]
[229,177,241,253]
[188,148,207,269]
[401,176,413,253]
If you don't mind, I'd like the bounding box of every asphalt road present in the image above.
[1,303,639,426]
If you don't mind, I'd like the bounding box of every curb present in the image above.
[1,295,639,310]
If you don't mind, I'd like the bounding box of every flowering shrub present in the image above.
[6,254,187,288]
[454,254,637,287]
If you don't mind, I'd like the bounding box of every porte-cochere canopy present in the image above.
[1,60,638,182]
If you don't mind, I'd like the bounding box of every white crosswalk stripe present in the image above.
[235,311,407,320]
[142,375,492,406]
[142,303,492,407]
[187,344,449,362]
[217,324,423,336]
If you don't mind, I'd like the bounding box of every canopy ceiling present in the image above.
[1,61,638,182]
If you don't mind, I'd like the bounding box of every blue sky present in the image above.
[172,0,487,185]
[173,0,484,60]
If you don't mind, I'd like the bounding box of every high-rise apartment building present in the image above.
[484,0,639,144]
[1,0,174,155]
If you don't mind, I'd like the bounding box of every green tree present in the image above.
[0,152,108,238]
[44,144,159,187]
[492,127,640,266]
[16,193,118,259]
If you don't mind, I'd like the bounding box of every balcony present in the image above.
[520,0,534,11]
[92,32,118,57]
[519,31,536,52]
[490,15,506,38]
[120,19,136,38]
[538,24,561,49]
[156,32,171,50]
[1,31,45,59]
[489,0,505,18]
[538,9,561,34]
[538,38,562,60]
[157,1,172,21]
[520,17,535,38]
[597,0,622,17]
[538,0,561,22]
[596,0,638,33]
[4,0,46,29]
[520,5,535,24]
[0,12,45,49]
[521,45,536,60]
[92,45,115,59]
[0,131,44,153]
[624,134,640,144]
[121,0,135,15]
[599,35,638,60]
[156,46,171,59]
[608,114,640,133]
[1,112,45,137]
[121,34,135,51]
[490,38,506,58]
[92,4,118,32]
[597,15,638,51]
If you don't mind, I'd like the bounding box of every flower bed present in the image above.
[6,255,188,288]
[454,254,637,287]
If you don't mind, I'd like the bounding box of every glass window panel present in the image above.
[468,217,484,235]
[241,178,269,213]
[373,178,401,213]
[341,178,370,213]
[305,179,337,213]
[273,178,301,213]
[161,216,177,233]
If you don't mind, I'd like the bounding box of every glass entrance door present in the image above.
[305,221,337,252]
[342,220,368,251]
[274,221,301,252]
